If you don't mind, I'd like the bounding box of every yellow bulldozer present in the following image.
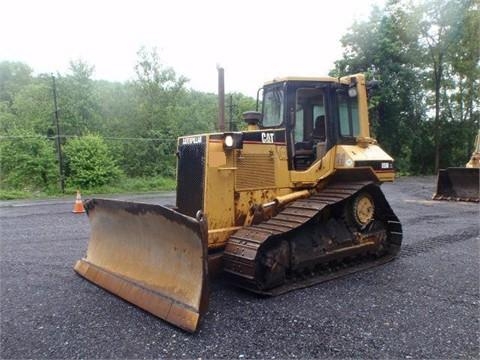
[433,131,480,202]
[74,74,402,332]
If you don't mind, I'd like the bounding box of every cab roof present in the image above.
[263,76,350,86]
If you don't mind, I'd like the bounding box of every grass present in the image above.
[0,176,176,200]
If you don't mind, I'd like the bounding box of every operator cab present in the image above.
[260,77,362,170]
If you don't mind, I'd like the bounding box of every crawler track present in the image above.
[223,181,402,295]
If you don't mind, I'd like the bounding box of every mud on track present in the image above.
[1,177,478,359]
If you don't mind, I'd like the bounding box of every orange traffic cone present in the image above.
[72,190,85,214]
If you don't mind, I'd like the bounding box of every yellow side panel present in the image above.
[231,143,293,234]
[275,145,291,188]
[204,140,236,247]
[289,148,336,185]
[204,141,293,248]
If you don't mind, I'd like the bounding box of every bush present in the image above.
[119,136,176,178]
[0,131,58,191]
[64,134,122,189]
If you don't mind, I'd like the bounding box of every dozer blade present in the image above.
[74,199,208,332]
[433,167,480,202]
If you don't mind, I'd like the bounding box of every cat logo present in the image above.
[261,132,274,144]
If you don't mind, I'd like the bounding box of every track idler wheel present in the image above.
[346,191,375,230]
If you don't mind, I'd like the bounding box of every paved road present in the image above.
[1,177,478,359]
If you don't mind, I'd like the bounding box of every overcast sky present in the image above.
[1,0,384,96]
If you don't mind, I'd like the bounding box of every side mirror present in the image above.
[366,80,381,99]
[367,79,381,90]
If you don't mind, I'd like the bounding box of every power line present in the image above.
[0,135,177,142]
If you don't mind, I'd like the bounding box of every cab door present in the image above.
[290,86,328,170]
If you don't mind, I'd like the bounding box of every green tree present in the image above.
[0,130,58,190]
[119,47,189,177]
[0,61,33,110]
[57,60,101,137]
[332,0,479,174]
[95,80,136,137]
[63,134,122,189]
[11,75,55,135]
[175,90,217,134]
[0,52,261,188]
[0,61,34,134]
[333,1,425,172]
[417,0,479,170]
[223,92,258,131]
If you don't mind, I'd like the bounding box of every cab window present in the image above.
[294,105,304,142]
[338,94,359,137]
[262,87,284,127]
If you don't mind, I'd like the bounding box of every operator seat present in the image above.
[312,115,326,141]
[312,115,327,160]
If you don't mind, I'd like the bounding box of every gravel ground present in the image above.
[1,176,478,359]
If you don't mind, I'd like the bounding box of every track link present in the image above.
[223,181,402,295]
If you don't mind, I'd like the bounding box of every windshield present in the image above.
[262,87,284,127]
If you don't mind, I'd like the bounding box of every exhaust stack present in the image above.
[217,66,225,132]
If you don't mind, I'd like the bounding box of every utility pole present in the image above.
[229,95,233,131]
[52,75,65,193]
[227,95,238,131]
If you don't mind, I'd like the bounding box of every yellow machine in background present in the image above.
[433,131,480,202]
[466,131,480,169]
[74,74,402,332]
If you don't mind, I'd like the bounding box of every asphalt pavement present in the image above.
[1,177,478,359]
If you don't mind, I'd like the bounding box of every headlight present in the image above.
[223,132,243,150]
[224,135,234,148]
